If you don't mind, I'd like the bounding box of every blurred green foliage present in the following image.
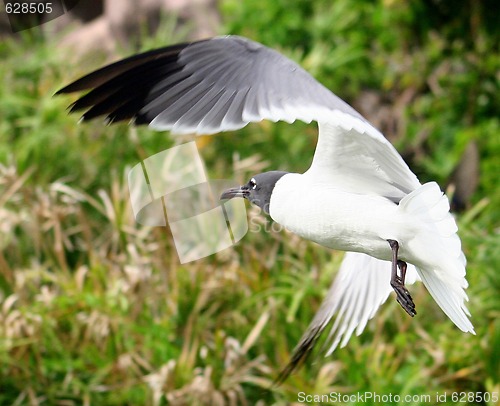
[0,0,499,404]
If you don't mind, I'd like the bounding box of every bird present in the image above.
[56,35,474,382]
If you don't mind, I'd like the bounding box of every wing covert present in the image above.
[306,119,421,201]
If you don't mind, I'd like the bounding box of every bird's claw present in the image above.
[387,239,417,317]
[391,279,416,316]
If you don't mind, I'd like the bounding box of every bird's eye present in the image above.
[249,178,257,189]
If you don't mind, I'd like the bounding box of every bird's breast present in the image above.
[269,175,402,259]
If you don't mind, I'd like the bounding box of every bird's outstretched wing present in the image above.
[56,36,362,131]
[276,252,420,383]
[57,35,420,200]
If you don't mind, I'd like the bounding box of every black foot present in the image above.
[387,240,416,317]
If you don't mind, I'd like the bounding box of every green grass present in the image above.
[1,1,499,405]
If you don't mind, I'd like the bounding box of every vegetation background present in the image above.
[0,0,498,404]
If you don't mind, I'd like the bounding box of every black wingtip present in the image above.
[53,40,205,124]
[54,40,198,96]
[54,79,91,95]
[54,85,74,97]
[272,325,323,387]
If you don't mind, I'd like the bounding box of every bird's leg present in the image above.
[387,239,416,317]
[398,260,407,284]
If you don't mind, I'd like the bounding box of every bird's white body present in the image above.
[270,174,407,261]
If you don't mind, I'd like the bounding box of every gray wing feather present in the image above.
[148,36,365,133]
[58,35,420,197]
[277,253,420,382]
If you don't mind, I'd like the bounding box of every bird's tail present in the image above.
[399,182,475,333]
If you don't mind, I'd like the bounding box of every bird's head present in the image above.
[220,171,288,215]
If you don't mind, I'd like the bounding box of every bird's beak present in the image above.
[220,186,249,200]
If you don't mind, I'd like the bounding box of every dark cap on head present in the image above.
[220,171,289,214]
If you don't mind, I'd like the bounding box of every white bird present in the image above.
[57,35,474,381]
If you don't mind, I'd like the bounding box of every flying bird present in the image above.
[56,35,474,381]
